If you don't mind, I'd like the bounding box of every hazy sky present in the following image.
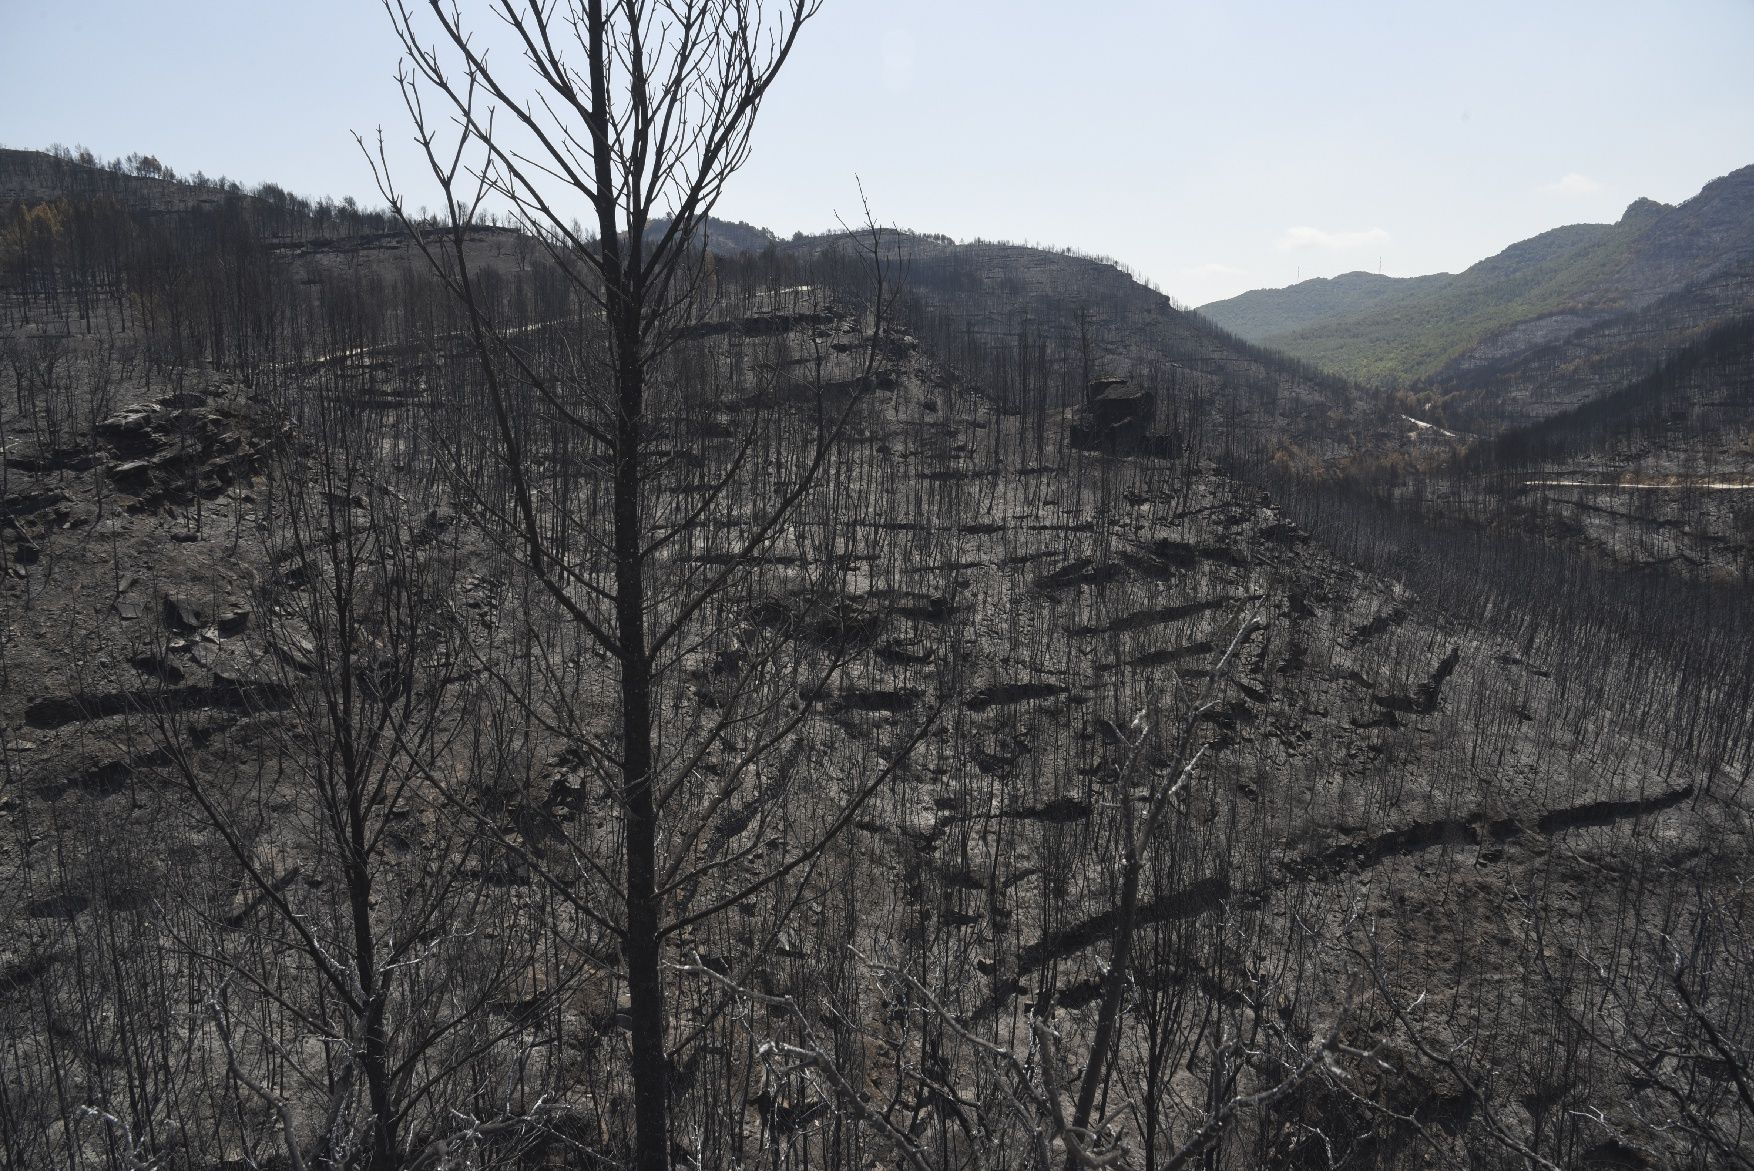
[6,0,1752,305]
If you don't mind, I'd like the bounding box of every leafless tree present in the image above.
[363,5,948,1170]
[146,393,561,1169]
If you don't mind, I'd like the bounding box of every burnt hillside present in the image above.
[2,151,1752,1171]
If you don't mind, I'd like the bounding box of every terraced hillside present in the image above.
[783,231,1391,461]
[3,151,1752,1169]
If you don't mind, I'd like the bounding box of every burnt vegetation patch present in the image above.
[4,69,1754,1171]
[22,681,294,729]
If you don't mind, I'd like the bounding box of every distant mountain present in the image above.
[1197,165,1754,420]
[1198,270,1454,343]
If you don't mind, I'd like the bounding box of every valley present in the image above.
[3,33,1753,1165]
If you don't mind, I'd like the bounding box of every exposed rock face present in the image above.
[1070,378,1167,452]
[94,391,270,507]
[1085,376,1132,403]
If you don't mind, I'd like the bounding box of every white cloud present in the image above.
[1540,172,1602,197]
[1276,225,1391,251]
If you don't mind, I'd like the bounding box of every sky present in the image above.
[5,0,1753,306]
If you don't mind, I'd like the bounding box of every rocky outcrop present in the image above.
[94,389,270,508]
[1070,378,1168,452]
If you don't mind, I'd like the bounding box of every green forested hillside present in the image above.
[1263,220,1628,383]
[1197,269,1453,344]
[1197,166,1754,390]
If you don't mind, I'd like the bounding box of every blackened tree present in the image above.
[366,5,938,1171]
